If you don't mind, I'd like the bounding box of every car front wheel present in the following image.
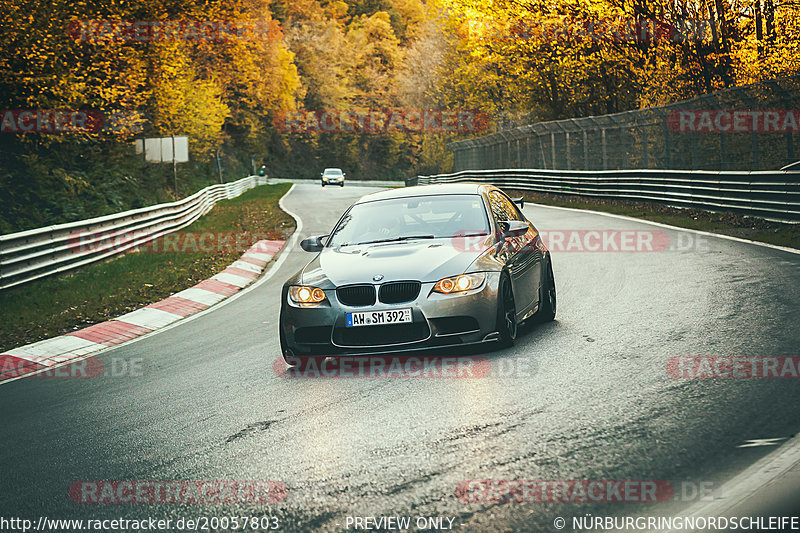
[534,255,556,323]
[496,273,517,348]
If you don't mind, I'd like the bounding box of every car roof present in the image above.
[355,183,492,204]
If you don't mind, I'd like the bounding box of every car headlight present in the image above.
[433,273,486,294]
[290,286,327,303]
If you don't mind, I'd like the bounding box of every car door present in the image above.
[486,190,541,316]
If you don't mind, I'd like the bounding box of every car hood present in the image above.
[301,238,492,287]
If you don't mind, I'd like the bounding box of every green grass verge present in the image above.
[505,190,800,250]
[0,183,295,353]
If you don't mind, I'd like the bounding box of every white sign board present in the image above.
[136,136,189,163]
[161,137,174,162]
[173,136,189,163]
[144,138,163,163]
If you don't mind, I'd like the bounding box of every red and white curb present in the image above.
[0,239,285,381]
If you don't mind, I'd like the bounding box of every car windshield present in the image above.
[327,194,490,247]
[324,169,342,175]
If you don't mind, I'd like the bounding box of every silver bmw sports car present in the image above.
[279,183,556,360]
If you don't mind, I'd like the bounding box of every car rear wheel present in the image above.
[534,255,556,323]
[496,274,517,348]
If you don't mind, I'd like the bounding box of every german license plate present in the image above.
[346,308,412,327]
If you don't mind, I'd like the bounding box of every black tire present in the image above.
[279,309,292,364]
[340,182,344,187]
[495,273,517,348]
[534,255,556,323]
[321,182,326,187]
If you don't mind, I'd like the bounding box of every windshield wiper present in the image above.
[354,234,435,245]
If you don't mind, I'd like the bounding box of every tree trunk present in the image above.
[764,0,775,41]
[755,0,763,55]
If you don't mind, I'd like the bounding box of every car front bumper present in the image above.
[280,273,501,356]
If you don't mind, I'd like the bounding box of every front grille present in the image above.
[378,281,421,304]
[333,322,430,347]
[336,284,376,306]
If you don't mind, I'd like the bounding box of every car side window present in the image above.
[488,191,524,223]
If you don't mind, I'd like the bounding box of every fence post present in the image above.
[621,127,628,169]
[601,129,608,170]
[643,126,649,169]
[526,136,532,168]
[566,132,571,169]
[551,132,557,170]
[583,129,589,170]
[538,135,545,168]
[751,131,760,170]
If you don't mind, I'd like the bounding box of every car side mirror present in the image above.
[511,197,524,209]
[498,220,528,238]
[300,235,327,252]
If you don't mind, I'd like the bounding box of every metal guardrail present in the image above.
[410,169,800,222]
[0,176,268,291]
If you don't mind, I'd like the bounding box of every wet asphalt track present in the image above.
[1,183,800,532]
